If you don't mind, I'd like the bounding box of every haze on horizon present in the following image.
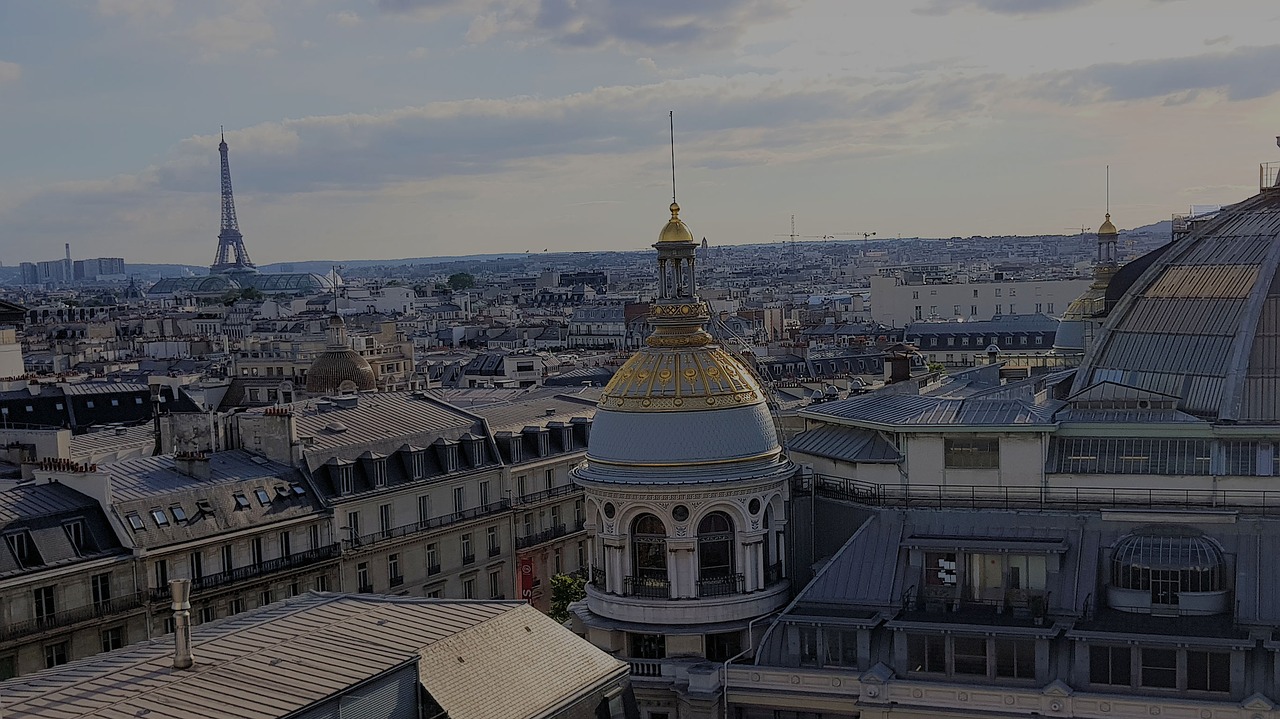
[1,0,1278,266]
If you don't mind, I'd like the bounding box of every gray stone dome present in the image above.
[305,347,376,394]
[1071,187,1280,423]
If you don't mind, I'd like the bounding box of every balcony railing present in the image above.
[1,592,146,643]
[389,575,404,587]
[516,519,585,550]
[488,545,502,557]
[808,474,1280,516]
[697,573,745,598]
[427,563,441,576]
[515,484,581,505]
[629,660,664,678]
[358,583,374,593]
[765,561,784,585]
[625,575,670,599]
[590,566,607,589]
[345,500,512,551]
[462,553,475,565]
[150,544,341,602]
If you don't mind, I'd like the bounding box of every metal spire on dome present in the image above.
[211,128,256,274]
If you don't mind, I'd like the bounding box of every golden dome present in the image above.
[1098,213,1118,236]
[658,202,695,243]
[600,344,763,412]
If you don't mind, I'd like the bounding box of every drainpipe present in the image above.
[721,614,767,719]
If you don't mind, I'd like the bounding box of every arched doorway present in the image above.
[629,514,668,598]
[697,512,740,596]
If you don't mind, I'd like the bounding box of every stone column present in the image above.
[604,539,625,594]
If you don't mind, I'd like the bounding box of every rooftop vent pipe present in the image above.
[169,579,194,670]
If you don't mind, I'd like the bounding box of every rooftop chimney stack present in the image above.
[170,579,194,670]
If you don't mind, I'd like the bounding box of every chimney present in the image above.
[169,579,194,669]
[174,452,211,480]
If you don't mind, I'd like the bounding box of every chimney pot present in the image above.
[169,579,194,670]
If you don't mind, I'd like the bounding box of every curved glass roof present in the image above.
[1111,526,1222,572]
[1073,189,1280,422]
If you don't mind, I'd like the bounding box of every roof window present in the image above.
[151,509,170,527]
[233,494,251,510]
[196,499,215,514]
[291,484,306,496]
[254,488,271,506]
[126,513,145,531]
[171,505,187,523]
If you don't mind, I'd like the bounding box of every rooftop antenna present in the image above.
[1106,164,1110,215]
[669,110,677,203]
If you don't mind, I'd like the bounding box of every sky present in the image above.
[1,0,1279,266]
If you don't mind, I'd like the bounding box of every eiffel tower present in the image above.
[210,129,256,274]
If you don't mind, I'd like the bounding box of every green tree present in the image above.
[241,286,264,301]
[549,572,586,623]
[447,272,476,291]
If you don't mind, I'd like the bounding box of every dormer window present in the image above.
[63,521,85,554]
[1108,527,1227,615]
[336,465,354,495]
[254,488,272,506]
[410,451,426,480]
[371,458,388,487]
[171,505,187,523]
[466,439,483,467]
[509,438,523,464]
[233,494,251,510]
[151,509,170,527]
[126,513,145,531]
[5,531,41,568]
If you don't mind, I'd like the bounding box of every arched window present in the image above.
[698,512,736,593]
[631,514,668,582]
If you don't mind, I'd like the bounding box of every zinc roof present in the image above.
[787,425,902,463]
[0,594,539,719]
[800,393,1052,429]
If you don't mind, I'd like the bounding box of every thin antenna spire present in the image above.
[1106,165,1110,214]
[220,125,224,142]
[669,111,677,203]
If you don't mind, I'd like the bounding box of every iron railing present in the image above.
[345,501,512,551]
[808,474,1280,515]
[697,573,745,598]
[625,575,670,599]
[461,553,475,565]
[516,520,585,550]
[765,561,784,585]
[514,484,581,505]
[150,544,340,601]
[427,563,441,576]
[389,575,404,587]
[590,566,607,589]
[1,592,146,643]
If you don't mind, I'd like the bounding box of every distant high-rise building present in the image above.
[73,257,126,281]
[18,262,38,285]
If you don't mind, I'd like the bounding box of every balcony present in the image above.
[591,566,607,589]
[488,545,502,558]
[901,588,1051,628]
[765,561,784,586]
[514,484,582,505]
[462,553,475,565]
[629,660,664,678]
[358,583,374,594]
[427,563,441,576]
[625,575,671,599]
[152,544,341,602]
[389,575,404,588]
[516,520,585,551]
[697,573,745,598]
[344,500,512,551]
[1,592,146,643]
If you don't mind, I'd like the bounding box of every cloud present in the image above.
[329,11,362,27]
[915,0,1093,16]
[96,0,174,20]
[1035,44,1280,103]
[0,61,20,84]
[376,0,795,51]
[184,3,276,61]
[1204,35,1231,46]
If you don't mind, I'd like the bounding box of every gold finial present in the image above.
[1098,212,1117,235]
[670,202,680,218]
[659,201,693,243]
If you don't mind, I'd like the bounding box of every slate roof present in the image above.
[97,451,321,549]
[801,393,1053,429]
[0,482,125,579]
[905,313,1060,337]
[787,425,902,463]
[0,593,624,719]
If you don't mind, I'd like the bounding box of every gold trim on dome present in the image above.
[587,448,784,468]
[651,302,709,318]
[599,343,764,412]
[646,330,712,348]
